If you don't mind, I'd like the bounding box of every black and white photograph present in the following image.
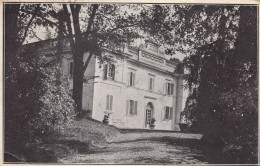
[3,1,258,164]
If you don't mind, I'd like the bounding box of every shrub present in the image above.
[5,47,75,151]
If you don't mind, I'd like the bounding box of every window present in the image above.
[162,106,173,120]
[104,63,115,80]
[107,64,115,79]
[126,100,138,116]
[69,61,74,76]
[165,107,170,119]
[129,71,135,87]
[148,75,155,91]
[165,82,174,95]
[106,95,113,110]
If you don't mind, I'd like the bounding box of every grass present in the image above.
[5,118,204,163]
[41,118,120,162]
[5,118,120,163]
[58,118,120,145]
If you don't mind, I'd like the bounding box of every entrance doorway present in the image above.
[145,102,154,128]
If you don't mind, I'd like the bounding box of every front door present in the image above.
[145,109,152,128]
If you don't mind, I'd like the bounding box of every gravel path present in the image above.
[59,132,208,164]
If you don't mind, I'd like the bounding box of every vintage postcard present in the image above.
[2,0,259,165]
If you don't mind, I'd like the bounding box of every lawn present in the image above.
[5,118,203,163]
[5,118,120,163]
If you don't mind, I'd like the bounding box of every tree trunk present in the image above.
[4,4,29,151]
[5,4,21,120]
[5,4,20,77]
[72,49,84,115]
[70,5,84,115]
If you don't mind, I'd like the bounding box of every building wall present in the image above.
[60,42,188,131]
[82,53,96,112]
[91,51,183,130]
[62,52,96,114]
[34,38,188,131]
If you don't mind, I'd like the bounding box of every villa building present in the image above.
[35,39,189,131]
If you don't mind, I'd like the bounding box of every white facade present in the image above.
[36,39,188,131]
[79,41,187,131]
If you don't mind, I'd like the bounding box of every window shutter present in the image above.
[166,83,168,95]
[149,78,152,90]
[134,101,138,115]
[110,95,113,110]
[112,64,115,80]
[130,72,132,86]
[163,83,165,95]
[106,95,109,110]
[167,83,171,95]
[129,100,133,115]
[161,107,165,121]
[152,78,154,91]
[133,72,135,86]
[126,100,129,115]
[165,106,168,119]
[148,77,150,90]
[127,72,129,86]
[165,83,167,95]
[171,83,174,95]
[127,72,130,86]
[169,107,173,119]
[103,64,107,79]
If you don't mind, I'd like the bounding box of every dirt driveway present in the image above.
[59,131,208,164]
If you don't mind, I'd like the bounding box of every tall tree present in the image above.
[142,5,257,163]
[4,4,75,155]
[12,3,172,115]
[50,4,144,114]
[183,6,257,163]
[6,3,166,119]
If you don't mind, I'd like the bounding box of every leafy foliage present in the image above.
[181,6,257,163]
[5,4,76,156]
[5,4,257,163]
[49,4,150,113]
[5,46,75,149]
[142,4,257,163]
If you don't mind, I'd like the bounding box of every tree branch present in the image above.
[20,5,40,44]
[75,4,81,14]
[83,4,99,40]
[110,22,140,34]
[20,8,58,26]
[83,53,93,72]
[69,4,75,14]
[70,4,81,36]
[99,22,140,46]
[19,12,29,21]
[63,4,75,49]
[70,4,82,56]
[95,13,115,27]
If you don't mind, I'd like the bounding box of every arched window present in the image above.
[145,102,154,128]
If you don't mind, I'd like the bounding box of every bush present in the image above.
[5,47,75,153]
[218,77,258,163]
